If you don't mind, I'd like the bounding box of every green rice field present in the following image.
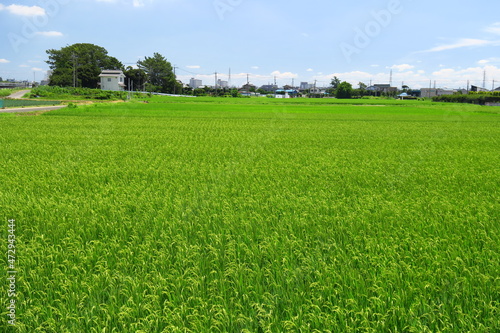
[1,97,499,332]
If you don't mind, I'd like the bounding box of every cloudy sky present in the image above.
[1,0,500,89]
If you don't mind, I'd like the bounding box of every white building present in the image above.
[99,70,126,91]
[217,79,228,88]
[189,78,202,89]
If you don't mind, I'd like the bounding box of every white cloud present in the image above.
[485,22,500,35]
[19,64,30,68]
[32,67,44,72]
[478,57,500,65]
[306,68,313,72]
[96,0,153,7]
[0,4,46,16]
[35,31,64,37]
[0,59,10,63]
[270,71,298,79]
[133,0,145,7]
[431,65,500,88]
[251,66,259,70]
[389,64,415,72]
[422,38,498,53]
[186,65,200,69]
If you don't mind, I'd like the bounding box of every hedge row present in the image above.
[30,86,130,100]
[433,93,500,105]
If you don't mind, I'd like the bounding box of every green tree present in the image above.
[336,81,353,99]
[124,66,147,91]
[46,43,123,88]
[137,53,181,94]
[331,76,341,89]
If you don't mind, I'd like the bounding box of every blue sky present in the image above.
[1,0,500,89]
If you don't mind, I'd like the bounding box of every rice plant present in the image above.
[0,98,498,332]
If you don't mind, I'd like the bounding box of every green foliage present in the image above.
[336,81,353,99]
[124,67,147,91]
[433,91,500,105]
[0,89,14,97]
[137,53,182,94]
[46,43,123,88]
[29,85,132,100]
[0,98,499,331]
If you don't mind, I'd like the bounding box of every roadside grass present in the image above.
[0,97,499,332]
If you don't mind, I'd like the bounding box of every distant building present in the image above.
[300,82,311,90]
[275,89,299,98]
[470,85,489,92]
[259,84,277,92]
[189,78,202,89]
[368,84,398,94]
[99,70,126,91]
[421,88,462,98]
[217,79,228,88]
[241,83,257,91]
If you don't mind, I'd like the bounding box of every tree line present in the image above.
[46,43,181,94]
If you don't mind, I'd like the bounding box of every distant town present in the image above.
[2,71,498,100]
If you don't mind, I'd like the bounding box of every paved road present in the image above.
[7,89,31,99]
[0,105,67,113]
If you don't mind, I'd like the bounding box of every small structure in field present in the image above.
[99,70,126,91]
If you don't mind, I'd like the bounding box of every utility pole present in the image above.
[483,70,486,89]
[215,71,218,95]
[467,80,470,93]
[247,73,249,85]
[173,65,178,94]
[72,52,76,88]
[389,69,393,86]
[292,78,294,88]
